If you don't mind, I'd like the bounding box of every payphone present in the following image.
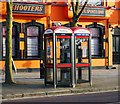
[44,26,75,88]
[44,26,92,88]
[71,27,92,85]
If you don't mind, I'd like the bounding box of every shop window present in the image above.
[1,22,21,59]
[2,26,16,58]
[86,23,105,57]
[89,28,100,56]
[79,0,102,6]
[27,26,39,56]
[23,21,44,59]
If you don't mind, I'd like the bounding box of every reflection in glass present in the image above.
[76,38,88,63]
[57,68,71,85]
[113,37,115,52]
[89,28,100,56]
[27,37,38,56]
[46,68,53,83]
[57,38,71,63]
[2,26,16,57]
[79,0,102,6]
[27,26,39,56]
[27,26,38,36]
[45,38,53,64]
[116,37,120,52]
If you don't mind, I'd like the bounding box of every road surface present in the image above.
[2,91,120,104]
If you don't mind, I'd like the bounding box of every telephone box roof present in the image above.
[70,27,91,34]
[44,26,72,34]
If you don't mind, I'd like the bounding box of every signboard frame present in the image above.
[12,3,45,14]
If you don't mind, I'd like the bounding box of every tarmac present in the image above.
[0,65,120,102]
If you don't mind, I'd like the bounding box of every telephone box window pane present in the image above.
[27,26,39,36]
[76,38,88,63]
[57,38,71,63]
[27,37,38,56]
[45,38,53,64]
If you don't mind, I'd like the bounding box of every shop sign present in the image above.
[74,29,91,34]
[55,29,72,33]
[70,6,105,17]
[12,3,45,14]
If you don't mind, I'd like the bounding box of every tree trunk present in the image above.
[5,1,15,84]
[71,0,89,27]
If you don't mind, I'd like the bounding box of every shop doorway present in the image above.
[113,35,120,64]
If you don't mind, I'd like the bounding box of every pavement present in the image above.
[0,65,120,102]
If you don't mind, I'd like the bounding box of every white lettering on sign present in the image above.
[74,29,91,34]
[55,29,72,33]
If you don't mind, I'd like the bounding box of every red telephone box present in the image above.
[44,26,75,88]
[71,27,92,85]
[44,26,92,88]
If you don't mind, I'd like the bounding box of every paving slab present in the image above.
[0,67,119,100]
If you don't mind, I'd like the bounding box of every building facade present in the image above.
[0,0,120,71]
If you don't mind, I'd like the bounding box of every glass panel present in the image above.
[3,26,16,36]
[76,67,89,83]
[27,26,39,36]
[79,0,102,6]
[116,37,120,52]
[12,38,15,56]
[56,38,71,63]
[76,38,88,63]
[89,28,100,56]
[91,38,99,55]
[113,37,115,52]
[12,26,16,36]
[3,37,6,57]
[89,28,100,37]
[45,38,53,64]
[3,26,6,36]
[2,26,16,57]
[27,37,38,56]
[57,68,71,85]
[46,68,53,83]
[2,38,15,56]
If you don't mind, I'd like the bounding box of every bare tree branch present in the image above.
[71,0,89,27]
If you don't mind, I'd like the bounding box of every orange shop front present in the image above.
[0,2,51,71]
[0,1,111,71]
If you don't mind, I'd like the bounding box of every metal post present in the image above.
[106,19,109,69]
[71,34,75,88]
[74,36,77,84]
[44,36,47,86]
[88,34,92,86]
[0,22,2,60]
[53,33,56,88]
